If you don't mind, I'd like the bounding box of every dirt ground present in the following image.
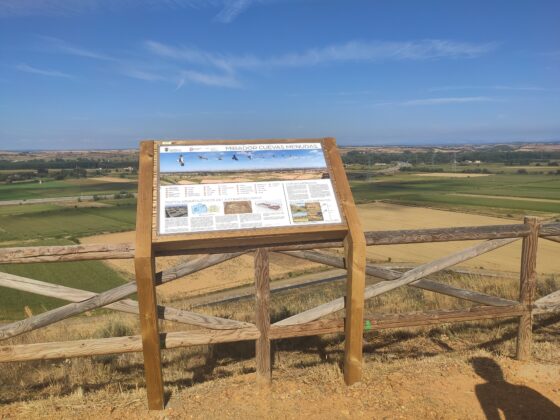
[450,193,560,204]
[416,173,491,178]
[81,202,560,301]
[88,176,132,183]
[1,350,558,419]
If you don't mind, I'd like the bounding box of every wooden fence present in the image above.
[0,217,559,383]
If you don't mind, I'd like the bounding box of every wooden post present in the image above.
[135,141,165,409]
[324,137,366,385]
[343,232,366,385]
[516,216,540,361]
[255,248,271,385]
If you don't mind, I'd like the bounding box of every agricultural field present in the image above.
[351,173,560,217]
[0,202,136,243]
[0,178,137,201]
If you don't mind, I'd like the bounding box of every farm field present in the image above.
[351,173,560,216]
[0,178,137,201]
[80,202,560,302]
[0,203,136,243]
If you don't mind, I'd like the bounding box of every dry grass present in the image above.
[1,268,558,416]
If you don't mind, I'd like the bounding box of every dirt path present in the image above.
[416,173,491,178]
[451,193,560,204]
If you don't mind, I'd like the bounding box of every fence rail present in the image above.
[0,220,559,382]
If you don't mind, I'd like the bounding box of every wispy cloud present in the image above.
[178,69,241,88]
[214,0,255,23]
[16,63,74,79]
[430,85,547,92]
[146,39,498,70]
[39,36,114,61]
[375,96,496,107]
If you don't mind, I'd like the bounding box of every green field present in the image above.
[351,173,560,216]
[0,178,137,200]
[0,203,136,242]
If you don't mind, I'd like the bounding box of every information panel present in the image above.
[157,142,342,235]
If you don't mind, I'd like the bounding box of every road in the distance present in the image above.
[0,193,137,206]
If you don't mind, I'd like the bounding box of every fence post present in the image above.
[255,248,271,385]
[516,216,540,361]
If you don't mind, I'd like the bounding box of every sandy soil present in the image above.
[88,176,134,183]
[357,202,560,274]
[450,193,560,203]
[80,202,559,299]
[416,173,491,178]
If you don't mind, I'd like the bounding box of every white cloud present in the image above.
[146,39,498,70]
[430,85,547,92]
[405,96,495,106]
[16,63,74,78]
[40,36,114,61]
[214,0,254,23]
[178,69,240,88]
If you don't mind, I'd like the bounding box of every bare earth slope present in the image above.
[1,351,559,419]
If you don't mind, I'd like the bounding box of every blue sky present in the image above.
[160,148,327,172]
[0,0,559,149]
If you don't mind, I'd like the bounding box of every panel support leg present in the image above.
[135,140,164,409]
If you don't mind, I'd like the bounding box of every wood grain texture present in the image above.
[533,289,560,314]
[135,140,164,410]
[1,222,557,263]
[269,306,524,340]
[254,248,271,385]
[365,224,530,245]
[274,237,519,326]
[0,243,134,264]
[516,216,540,361]
[0,271,256,330]
[324,137,366,386]
[539,223,560,237]
[0,328,261,363]
[279,250,518,307]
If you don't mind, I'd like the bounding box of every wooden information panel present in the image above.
[151,139,349,254]
[135,138,365,409]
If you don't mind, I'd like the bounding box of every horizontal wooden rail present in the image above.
[1,223,558,263]
[0,305,525,363]
[365,223,530,245]
[0,243,135,264]
[270,305,525,339]
[0,272,256,330]
[540,223,560,238]
[533,290,560,315]
[0,328,261,363]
